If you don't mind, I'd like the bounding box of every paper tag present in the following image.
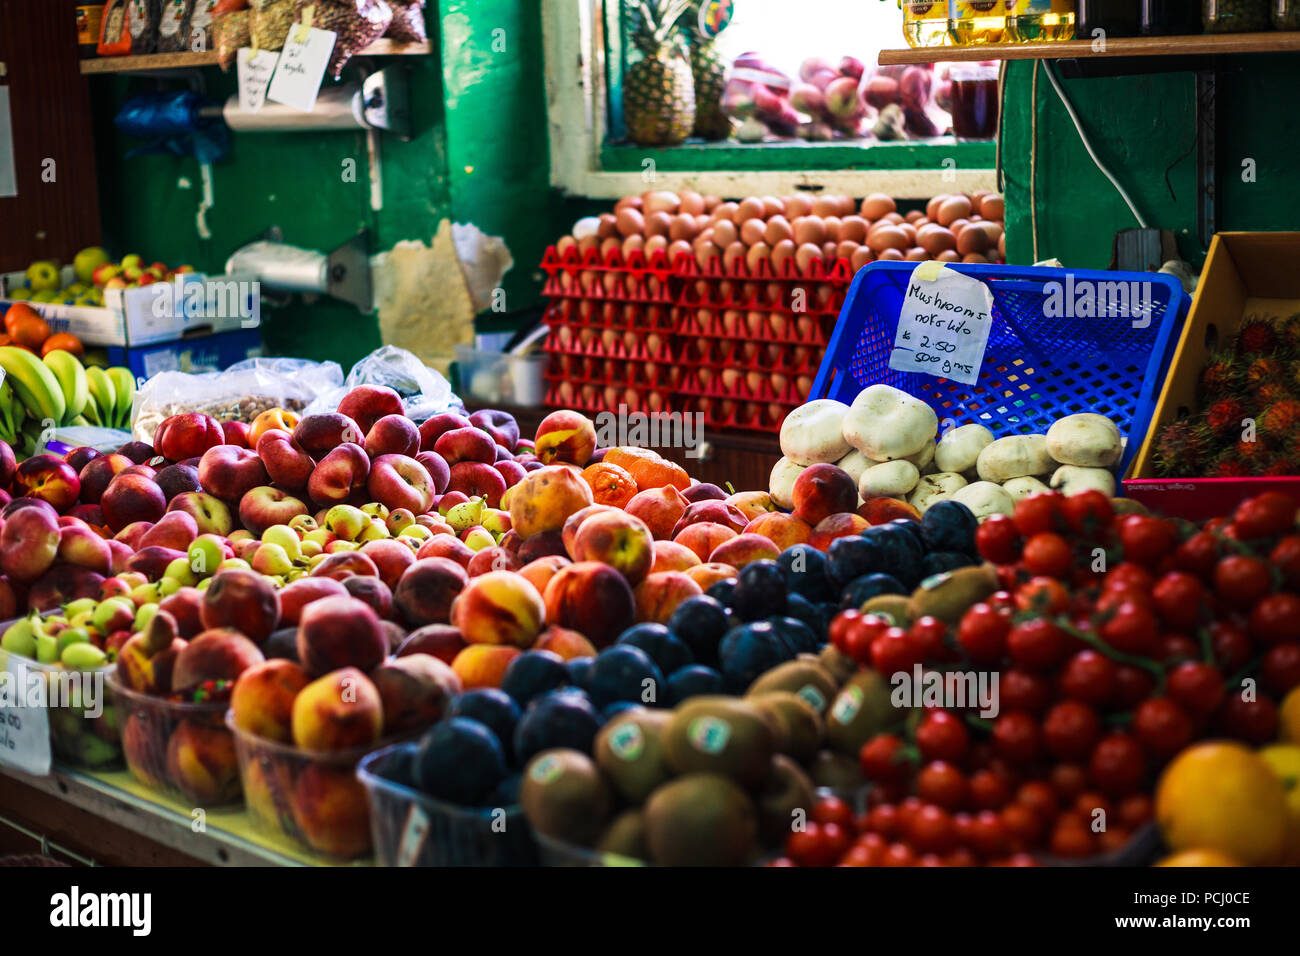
[237,47,280,113]
[396,803,430,867]
[0,652,53,776]
[266,26,336,112]
[888,265,995,386]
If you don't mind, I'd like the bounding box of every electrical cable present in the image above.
[1043,61,1149,229]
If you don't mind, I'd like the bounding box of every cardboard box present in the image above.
[1,269,259,347]
[1124,232,1300,519]
[105,328,264,380]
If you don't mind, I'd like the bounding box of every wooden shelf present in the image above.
[80,39,431,74]
[879,31,1300,65]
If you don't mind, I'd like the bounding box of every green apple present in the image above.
[164,557,198,587]
[188,537,225,577]
[56,627,92,652]
[74,247,110,284]
[26,260,61,293]
[158,578,181,597]
[31,289,60,303]
[262,525,302,561]
[92,597,135,634]
[134,603,159,632]
[385,508,416,534]
[119,253,143,271]
[196,578,212,592]
[130,582,160,606]
[361,502,390,520]
[7,286,31,301]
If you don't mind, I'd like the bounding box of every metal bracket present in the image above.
[326,230,373,313]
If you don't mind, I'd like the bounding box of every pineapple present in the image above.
[624,0,696,146]
[684,5,731,140]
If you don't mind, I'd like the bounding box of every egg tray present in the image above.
[542,298,678,333]
[540,246,683,306]
[676,367,808,406]
[678,308,836,347]
[543,383,682,418]
[544,354,684,391]
[677,252,854,285]
[681,397,795,433]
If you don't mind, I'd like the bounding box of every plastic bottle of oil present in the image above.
[949,1,1008,44]
[1006,0,1078,40]
[904,0,952,46]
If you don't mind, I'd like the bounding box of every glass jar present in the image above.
[1203,0,1271,32]
[1275,0,1300,29]
[904,0,952,47]
[1076,0,1140,36]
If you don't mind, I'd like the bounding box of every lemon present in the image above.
[1258,744,1300,864]
[1155,849,1242,867]
[1155,741,1288,866]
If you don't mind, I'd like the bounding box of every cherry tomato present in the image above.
[1104,562,1157,596]
[1043,700,1103,760]
[820,822,853,860]
[1023,532,1073,579]
[1007,618,1068,672]
[828,609,862,652]
[1088,733,1146,796]
[1261,642,1300,696]
[945,847,978,867]
[1119,515,1179,566]
[1112,664,1156,708]
[811,795,854,829]
[1013,492,1065,537]
[976,513,1023,564]
[1166,661,1225,716]
[784,823,840,867]
[1270,535,1300,591]
[1049,821,1097,858]
[1217,693,1279,745]
[1101,600,1159,656]
[957,602,1010,663]
[1232,491,1297,541]
[1213,555,1273,609]
[842,627,876,666]
[907,615,949,661]
[1059,649,1118,706]
[1049,763,1089,801]
[1173,530,1223,579]
[916,853,946,867]
[871,626,922,675]
[864,803,901,837]
[916,710,970,762]
[1015,576,1071,615]
[969,769,1013,810]
[837,844,877,867]
[1000,802,1043,845]
[855,831,887,857]
[1156,633,1199,662]
[908,804,956,853]
[993,712,1043,765]
[859,734,910,784]
[1000,668,1053,714]
[968,810,1010,858]
[917,761,969,811]
[1015,780,1058,821]
[1210,620,1252,673]
[1060,488,1114,537]
[1151,571,1207,631]
[1248,592,1300,646]
[1132,697,1194,758]
[1117,793,1154,829]
[988,590,1017,614]
[881,842,917,867]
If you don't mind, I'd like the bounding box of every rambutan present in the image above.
[1232,438,1273,473]
[1209,455,1253,479]
[1261,459,1298,477]
[1280,313,1300,354]
[1258,398,1300,442]
[1235,316,1280,356]
[1198,351,1241,399]
[1245,356,1285,390]
[1206,397,1248,437]
[1153,420,1214,477]
[1257,382,1292,408]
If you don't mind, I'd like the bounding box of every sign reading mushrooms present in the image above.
[888,264,994,387]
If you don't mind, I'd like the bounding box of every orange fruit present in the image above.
[581,461,638,508]
[4,302,40,336]
[1154,849,1242,867]
[10,312,52,351]
[624,456,690,492]
[41,333,84,358]
[603,445,662,472]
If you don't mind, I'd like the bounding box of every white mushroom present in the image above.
[908,472,968,513]
[1050,465,1117,497]
[842,384,939,462]
[1046,414,1123,468]
[934,423,994,474]
[769,456,809,510]
[860,460,921,499]
[976,434,1055,483]
[780,399,852,466]
[951,481,1016,520]
[835,448,875,506]
[1002,476,1051,502]
[904,440,936,474]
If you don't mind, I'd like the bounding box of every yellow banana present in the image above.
[85,366,117,428]
[81,393,102,427]
[106,366,136,428]
[42,349,89,424]
[0,345,66,426]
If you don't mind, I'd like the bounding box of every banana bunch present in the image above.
[0,346,136,456]
[82,365,136,430]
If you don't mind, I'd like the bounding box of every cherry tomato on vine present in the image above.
[1270,535,1300,591]
[1232,491,1297,541]
[1000,669,1054,714]
[1249,593,1300,645]
[1261,642,1300,696]
[1166,660,1225,716]
[916,710,970,763]
[1022,533,1073,579]
[1016,576,1070,615]
[1007,618,1068,672]
[992,712,1043,765]
[1043,700,1103,761]
[957,603,1010,663]
[917,761,969,811]
[1173,530,1222,579]
[1132,697,1194,758]
[1013,492,1065,537]
[859,734,910,784]
[1062,489,1114,537]
[811,795,854,829]
[1101,600,1160,656]
[907,615,949,661]
[1210,621,1252,673]
[1151,571,1207,631]
[1112,664,1157,709]
[1088,733,1147,796]
[976,513,1023,564]
[1059,649,1119,706]
[1119,515,1179,566]
[1213,555,1273,610]
[1217,693,1279,745]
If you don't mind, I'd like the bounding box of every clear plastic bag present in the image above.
[384,0,426,43]
[214,7,251,70]
[305,345,459,422]
[133,356,344,442]
[293,0,394,79]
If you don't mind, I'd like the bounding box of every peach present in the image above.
[396,624,466,664]
[139,510,199,552]
[466,545,519,577]
[294,412,365,456]
[416,534,474,568]
[223,420,251,448]
[241,753,292,830]
[534,626,597,661]
[368,454,434,514]
[336,384,404,436]
[291,765,372,858]
[370,653,462,734]
[534,410,597,466]
[77,453,132,504]
[116,440,155,464]
[279,576,349,625]
[859,498,922,524]
[115,631,186,695]
[239,486,308,537]
[291,667,383,751]
[727,490,778,522]
[393,557,468,627]
[651,539,701,573]
[542,561,635,649]
[154,462,201,501]
[571,510,655,584]
[67,503,107,528]
[167,491,233,536]
[307,443,370,507]
[509,465,594,540]
[684,562,739,590]
[515,529,566,564]
[469,409,520,451]
[494,459,526,488]
[230,659,310,742]
[450,644,521,690]
[199,568,281,642]
[257,428,315,491]
[445,460,508,508]
[708,532,780,569]
[159,586,206,638]
[198,446,270,503]
[297,596,387,676]
[744,512,813,549]
[365,414,421,458]
[1,504,64,581]
[672,499,749,536]
[418,412,471,451]
[793,463,859,526]
[434,426,497,465]
[310,551,380,581]
[518,554,571,595]
[625,485,690,540]
[248,407,301,447]
[166,718,241,804]
[58,522,113,575]
[561,503,622,557]
[100,473,167,533]
[126,545,186,580]
[359,538,416,589]
[810,512,872,550]
[172,627,265,691]
[635,571,703,624]
[415,451,451,494]
[154,413,224,462]
[450,570,545,647]
[342,575,393,619]
[14,454,81,512]
[27,564,104,611]
[673,521,737,562]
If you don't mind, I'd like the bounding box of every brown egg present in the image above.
[770,239,796,274]
[860,193,897,220]
[792,216,826,246]
[596,213,619,239]
[811,196,840,217]
[882,212,905,225]
[769,313,789,337]
[999,232,1007,259]
[741,281,758,299]
[925,195,948,221]
[821,240,839,262]
[616,207,646,237]
[962,252,988,263]
[721,309,742,334]
[745,242,771,274]
[905,209,925,224]
[956,226,990,257]
[702,194,723,211]
[761,195,785,218]
[556,235,577,257]
[937,196,973,227]
[765,282,784,305]
[977,221,1004,248]
[970,189,991,206]
[695,243,719,268]
[785,194,813,218]
[878,248,905,261]
[713,219,739,247]
[739,218,766,246]
[678,189,706,215]
[850,246,874,271]
[771,372,788,394]
[765,215,794,245]
[746,311,766,335]
[600,236,621,258]
[693,227,715,249]
[644,234,668,255]
[868,225,909,253]
[936,248,960,263]
[695,214,712,232]
[622,233,646,255]
[577,234,599,253]
[601,273,620,295]
[947,218,970,235]
[737,197,765,221]
[667,239,692,263]
[766,343,783,363]
[615,195,643,212]
[822,216,842,242]
[899,223,917,246]
[917,224,957,256]
[904,246,929,261]
[712,201,740,223]
[644,210,672,237]
[669,214,698,242]
[839,216,869,243]
[837,239,861,261]
[839,196,858,216]
[643,190,681,214]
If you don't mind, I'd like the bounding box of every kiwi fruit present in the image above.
[748,691,824,763]
[816,644,858,687]
[908,563,998,628]
[746,660,838,714]
[644,773,758,866]
[520,749,612,847]
[664,696,775,788]
[825,669,900,756]
[861,593,913,626]
[595,809,649,862]
[594,708,673,804]
[810,749,865,793]
[756,754,816,846]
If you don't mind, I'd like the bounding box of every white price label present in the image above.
[396,803,430,867]
[888,263,995,386]
[237,47,280,114]
[266,27,337,113]
[0,652,52,776]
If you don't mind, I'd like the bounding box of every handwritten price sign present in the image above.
[888,264,994,386]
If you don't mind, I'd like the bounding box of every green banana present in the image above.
[70,414,92,428]
[0,380,22,445]
[0,345,66,426]
[80,392,102,427]
[85,366,117,428]
[106,366,136,428]
[42,349,89,424]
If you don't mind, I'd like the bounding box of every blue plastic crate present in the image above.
[810,262,1191,479]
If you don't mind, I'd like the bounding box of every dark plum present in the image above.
[616,622,694,675]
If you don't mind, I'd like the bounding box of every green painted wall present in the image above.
[1001,55,1300,269]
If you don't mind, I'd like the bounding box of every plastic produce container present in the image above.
[108,676,242,806]
[454,345,547,406]
[811,261,1191,481]
[227,716,377,860]
[1202,0,1271,31]
[357,744,538,866]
